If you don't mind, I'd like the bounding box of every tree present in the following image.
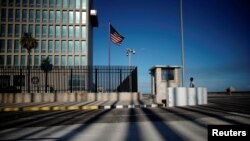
[20,32,38,93]
[40,57,53,93]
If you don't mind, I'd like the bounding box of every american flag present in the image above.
[110,24,124,45]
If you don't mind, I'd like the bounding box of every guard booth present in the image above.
[150,65,181,103]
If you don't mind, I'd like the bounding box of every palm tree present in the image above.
[20,32,38,93]
[40,57,53,93]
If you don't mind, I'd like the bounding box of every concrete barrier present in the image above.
[0,92,140,103]
[167,87,207,107]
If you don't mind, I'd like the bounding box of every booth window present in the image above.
[162,68,174,81]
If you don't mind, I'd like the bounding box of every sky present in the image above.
[93,0,250,93]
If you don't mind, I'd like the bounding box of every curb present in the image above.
[0,104,164,112]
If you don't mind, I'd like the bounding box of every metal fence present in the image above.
[0,66,138,93]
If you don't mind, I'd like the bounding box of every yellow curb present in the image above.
[23,107,39,111]
[3,107,20,112]
[52,106,66,110]
[82,105,99,110]
[67,106,80,110]
[40,106,50,111]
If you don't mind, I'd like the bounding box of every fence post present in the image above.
[70,69,73,93]
[95,68,98,92]
[119,69,122,92]
[20,69,22,92]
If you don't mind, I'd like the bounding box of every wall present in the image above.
[167,87,207,107]
[0,92,140,103]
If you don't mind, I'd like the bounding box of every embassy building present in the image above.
[0,0,98,67]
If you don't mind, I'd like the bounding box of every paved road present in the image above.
[0,95,250,141]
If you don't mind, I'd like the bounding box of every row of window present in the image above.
[0,40,86,54]
[0,25,86,39]
[1,0,86,9]
[1,9,86,24]
[0,55,86,66]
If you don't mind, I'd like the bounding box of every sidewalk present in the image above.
[0,100,164,112]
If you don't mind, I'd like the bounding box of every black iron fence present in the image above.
[0,66,138,93]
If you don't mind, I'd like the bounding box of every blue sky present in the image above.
[93,0,250,93]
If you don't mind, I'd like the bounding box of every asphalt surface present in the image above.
[0,95,250,141]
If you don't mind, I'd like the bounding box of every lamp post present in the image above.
[126,48,136,66]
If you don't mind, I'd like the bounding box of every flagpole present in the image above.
[180,0,185,87]
[108,22,111,66]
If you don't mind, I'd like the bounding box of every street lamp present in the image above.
[126,48,136,66]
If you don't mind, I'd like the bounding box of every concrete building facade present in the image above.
[0,0,98,67]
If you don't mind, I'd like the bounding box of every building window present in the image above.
[13,75,25,86]
[69,0,75,8]
[16,0,21,6]
[23,0,28,7]
[34,55,39,66]
[75,26,80,38]
[1,0,7,6]
[9,0,14,6]
[7,40,12,53]
[43,0,48,7]
[22,9,27,22]
[29,25,33,35]
[82,0,86,9]
[14,40,19,53]
[68,55,73,66]
[76,0,80,9]
[1,8,6,22]
[81,41,86,53]
[75,11,80,23]
[61,55,66,66]
[22,25,27,35]
[62,26,67,38]
[42,26,47,37]
[14,55,19,66]
[8,9,14,22]
[0,75,10,88]
[8,24,13,37]
[56,0,61,8]
[82,26,86,39]
[63,0,68,8]
[0,25,5,37]
[62,11,67,23]
[81,56,86,65]
[68,41,73,53]
[54,55,59,66]
[34,41,40,53]
[69,75,85,90]
[30,0,35,7]
[0,56,4,65]
[56,11,61,23]
[69,26,73,38]
[41,41,46,53]
[35,25,40,37]
[15,9,20,22]
[36,10,41,22]
[29,10,34,22]
[49,26,54,38]
[49,10,54,23]
[21,46,26,53]
[0,40,5,53]
[62,41,67,53]
[55,26,61,38]
[49,0,55,7]
[21,55,26,66]
[55,41,60,53]
[75,56,79,66]
[15,25,20,37]
[82,12,86,24]
[75,41,79,52]
[162,69,175,81]
[7,56,12,65]
[41,55,46,62]
[48,41,53,53]
[42,10,48,23]
[69,11,74,24]
[36,0,41,7]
